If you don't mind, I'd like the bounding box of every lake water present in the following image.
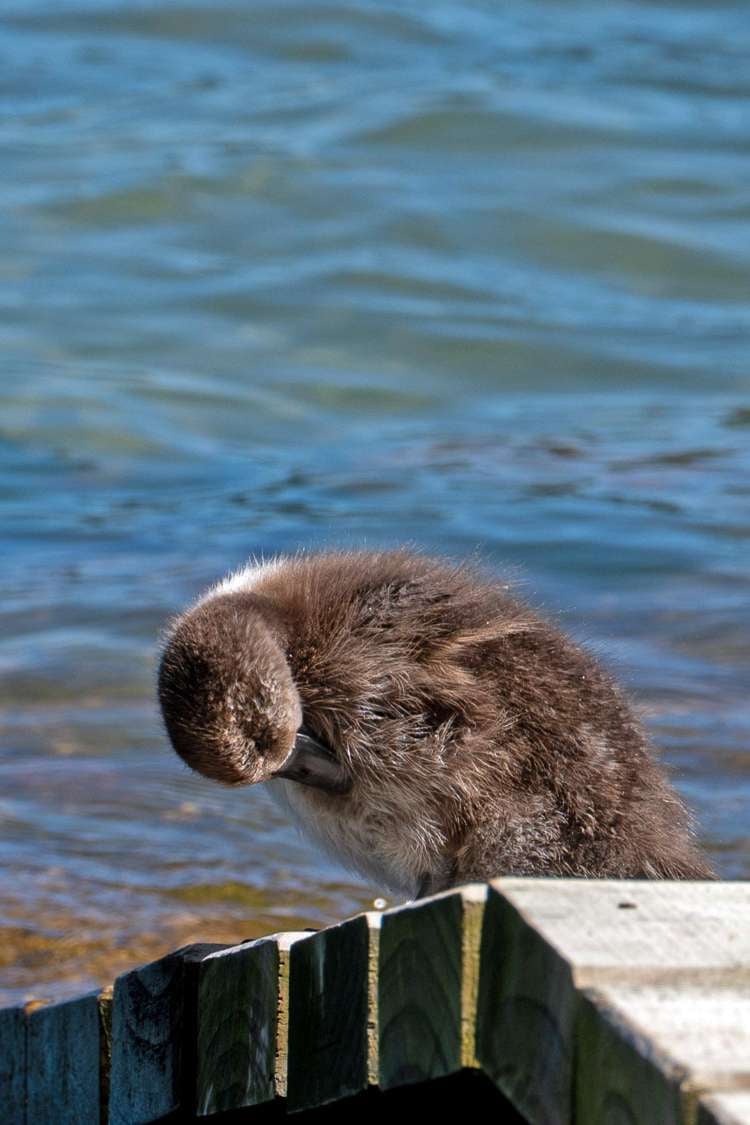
[1,0,749,1004]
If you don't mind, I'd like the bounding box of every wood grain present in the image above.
[476,881,577,1125]
[286,916,371,1112]
[108,942,223,1124]
[193,932,308,1117]
[378,886,486,1091]
[460,884,487,1068]
[273,931,308,1100]
[3,877,750,1124]
[576,982,750,1125]
[0,1006,26,1125]
[26,992,101,1124]
[476,879,750,1125]
[98,985,113,1125]
[486,878,750,982]
[366,911,382,1087]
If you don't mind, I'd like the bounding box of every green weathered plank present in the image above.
[272,932,307,1100]
[378,886,486,1091]
[108,942,223,1125]
[365,911,382,1087]
[0,1005,26,1125]
[459,885,487,1069]
[194,933,308,1117]
[286,916,373,1112]
[575,982,750,1125]
[476,883,577,1124]
[98,986,113,1124]
[26,992,101,1124]
[575,986,686,1125]
[483,879,750,979]
[476,879,750,1125]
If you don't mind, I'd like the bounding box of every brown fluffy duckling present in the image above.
[158,550,713,896]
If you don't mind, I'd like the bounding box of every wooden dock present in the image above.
[2,878,750,1124]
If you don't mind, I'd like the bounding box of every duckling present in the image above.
[158,550,714,897]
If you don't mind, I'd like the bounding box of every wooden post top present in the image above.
[2,879,749,1125]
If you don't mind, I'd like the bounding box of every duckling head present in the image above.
[158,592,350,794]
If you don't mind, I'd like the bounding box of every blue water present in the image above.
[1,0,749,1003]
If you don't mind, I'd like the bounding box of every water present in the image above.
[1,0,749,1004]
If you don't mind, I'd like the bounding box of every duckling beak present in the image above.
[272,726,351,795]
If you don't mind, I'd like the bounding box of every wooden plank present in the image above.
[273,931,307,1101]
[576,982,750,1125]
[0,1005,26,1125]
[486,879,750,981]
[575,986,685,1125]
[366,911,382,1087]
[99,986,113,1125]
[286,915,373,1112]
[26,992,101,1124]
[108,942,223,1125]
[378,885,486,1091]
[699,1092,750,1125]
[193,932,308,1117]
[460,884,487,1069]
[476,882,578,1125]
[476,879,750,1125]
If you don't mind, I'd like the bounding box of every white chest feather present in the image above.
[266,779,420,897]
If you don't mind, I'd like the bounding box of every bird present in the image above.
[158,549,714,898]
